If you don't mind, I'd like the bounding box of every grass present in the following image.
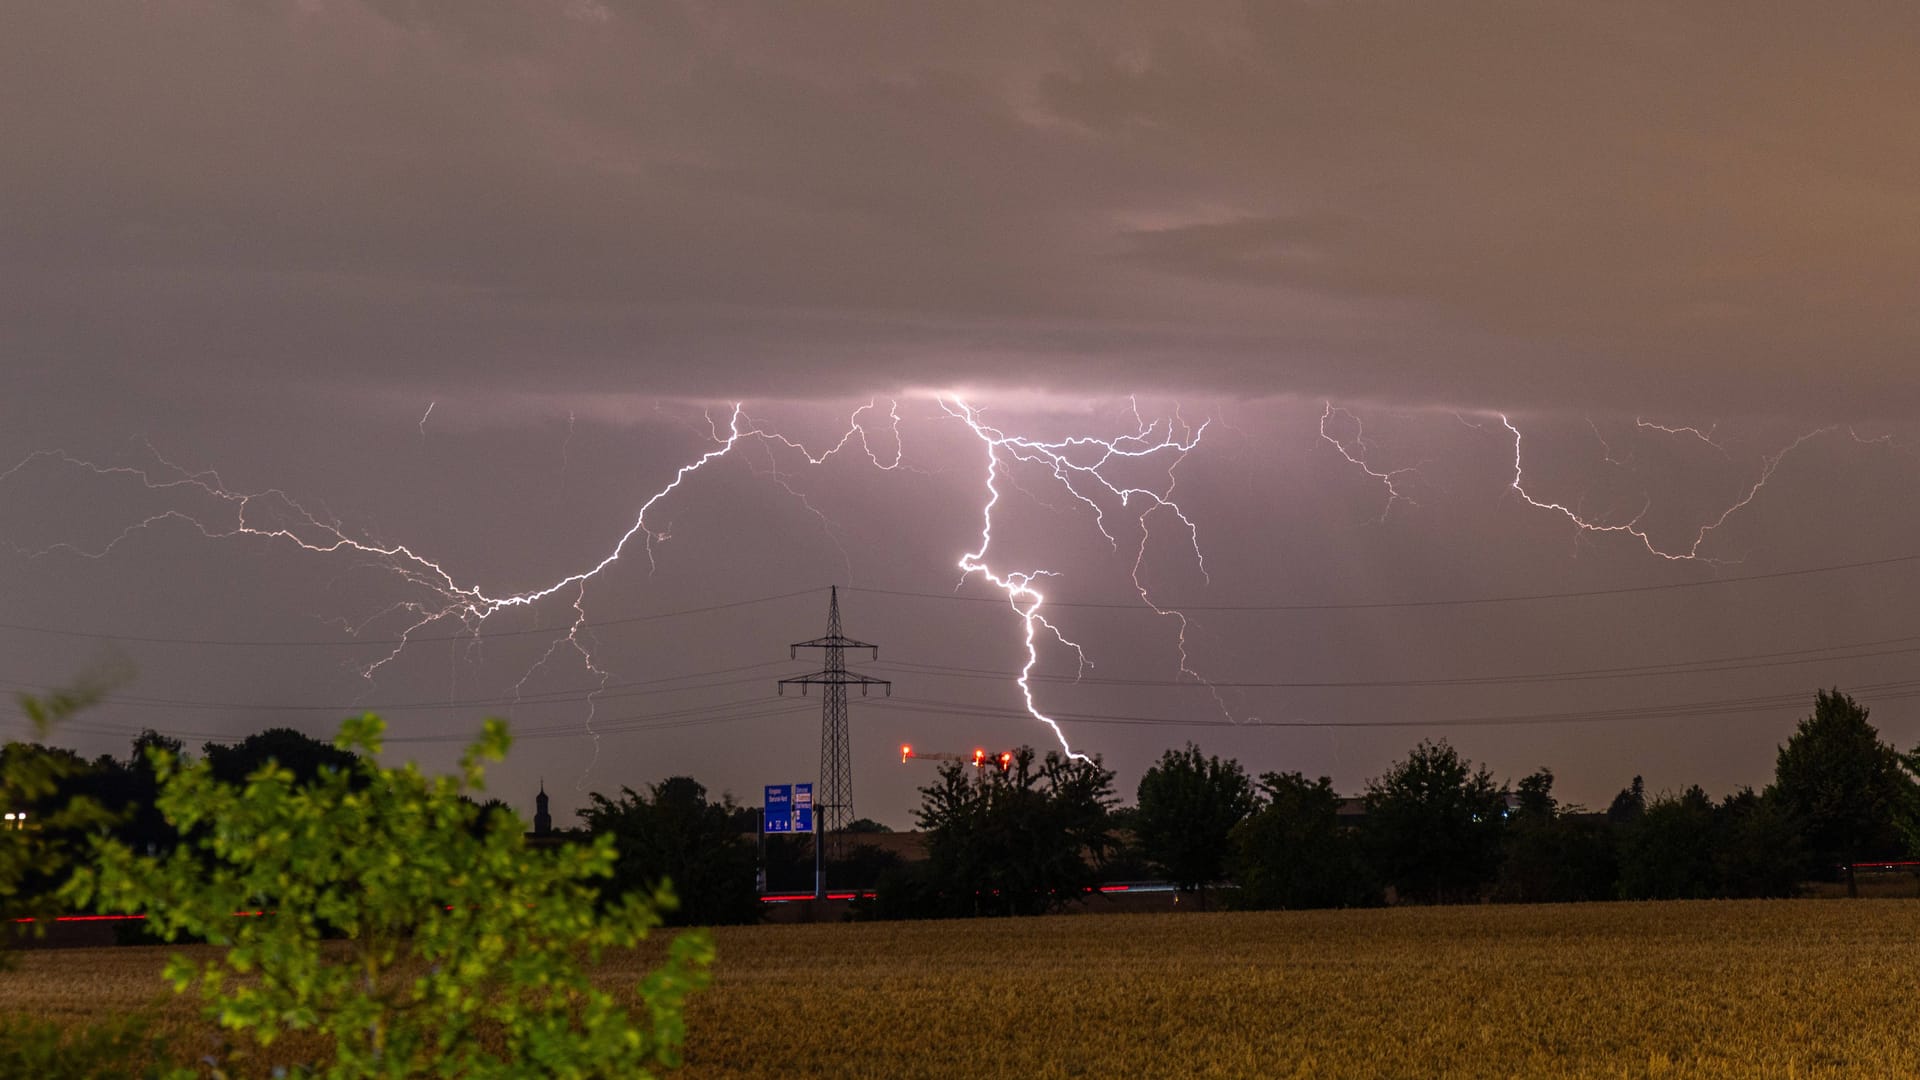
[6,900,1919,1078]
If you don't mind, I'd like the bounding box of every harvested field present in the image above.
[6,900,1920,1078]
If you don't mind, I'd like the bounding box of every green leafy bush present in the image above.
[3,679,123,954]
[68,713,711,1078]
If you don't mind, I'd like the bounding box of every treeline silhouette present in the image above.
[895,687,1915,915]
[6,689,1915,927]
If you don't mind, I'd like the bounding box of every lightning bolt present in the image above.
[1319,401,1422,522]
[5,395,1238,763]
[1127,403,1231,721]
[1635,416,1728,456]
[1330,403,1849,564]
[1587,419,1633,467]
[14,393,1906,772]
[738,398,918,583]
[938,396,1216,760]
[0,404,908,701]
[1501,414,1832,562]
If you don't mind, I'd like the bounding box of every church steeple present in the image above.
[534,780,552,836]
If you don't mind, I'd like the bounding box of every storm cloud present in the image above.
[8,2,1919,414]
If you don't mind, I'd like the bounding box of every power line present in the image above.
[9,620,1920,717]
[864,629,1920,690]
[9,674,1906,758]
[385,699,816,744]
[8,678,1885,749]
[847,550,1920,612]
[0,695,817,747]
[870,681,1920,731]
[0,661,792,715]
[0,588,824,648]
[4,549,1918,649]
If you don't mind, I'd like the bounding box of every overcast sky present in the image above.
[5,2,1920,826]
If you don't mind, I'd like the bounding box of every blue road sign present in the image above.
[763,783,814,834]
[793,783,813,833]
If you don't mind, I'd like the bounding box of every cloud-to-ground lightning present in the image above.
[20,396,1895,764]
[4,395,1240,763]
[938,397,1218,759]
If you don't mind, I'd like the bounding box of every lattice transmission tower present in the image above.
[778,586,890,865]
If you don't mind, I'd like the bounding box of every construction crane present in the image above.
[900,744,1013,772]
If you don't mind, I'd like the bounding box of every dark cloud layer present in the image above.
[8,2,1919,414]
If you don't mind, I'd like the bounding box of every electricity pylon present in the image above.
[778,586,890,894]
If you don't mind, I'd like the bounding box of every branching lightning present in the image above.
[16,393,1900,768]
[1330,404,1850,564]
[1635,416,1727,455]
[1499,415,1832,562]
[1587,419,1632,467]
[938,396,1218,760]
[4,395,1235,764]
[1319,402,1422,522]
[0,402,916,779]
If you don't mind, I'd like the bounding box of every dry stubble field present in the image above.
[6,900,1920,1078]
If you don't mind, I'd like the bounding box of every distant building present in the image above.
[533,782,552,836]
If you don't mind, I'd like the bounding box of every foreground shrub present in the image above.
[3,679,123,952]
[68,713,711,1078]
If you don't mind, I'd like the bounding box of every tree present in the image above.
[1712,787,1802,899]
[835,842,903,890]
[1607,775,1646,824]
[202,726,359,787]
[1613,785,1803,900]
[1771,689,1914,878]
[582,776,761,926]
[51,729,189,865]
[114,730,184,856]
[68,714,711,1078]
[0,742,102,923]
[1099,805,1155,882]
[3,682,123,949]
[1228,771,1376,909]
[1494,769,1616,903]
[2,685,177,1075]
[1616,786,1717,899]
[1133,744,1257,908]
[914,746,1117,917]
[1363,740,1507,904]
[1514,768,1556,819]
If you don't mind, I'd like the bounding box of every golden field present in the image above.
[6,900,1920,1078]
